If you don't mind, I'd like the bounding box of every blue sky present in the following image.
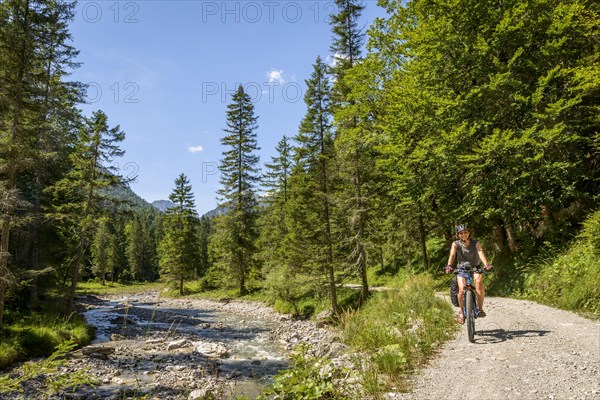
[69,1,387,215]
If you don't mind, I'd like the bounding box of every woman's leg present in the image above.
[456,276,466,323]
[474,272,485,316]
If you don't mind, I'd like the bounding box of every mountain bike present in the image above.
[452,262,493,343]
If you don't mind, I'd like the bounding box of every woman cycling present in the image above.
[445,224,492,324]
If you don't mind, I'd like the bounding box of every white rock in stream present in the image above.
[189,388,213,400]
[166,338,191,350]
[192,341,228,358]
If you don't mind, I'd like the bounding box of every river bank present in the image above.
[4,291,349,400]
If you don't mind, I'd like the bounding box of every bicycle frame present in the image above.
[463,272,480,318]
[455,265,481,343]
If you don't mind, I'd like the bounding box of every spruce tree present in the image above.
[292,56,340,314]
[329,0,375,301]
[0,0,82,327]
[159,173,199,295]
[91,217,115,286]
[48,110,127,313]
[215,85,260,296]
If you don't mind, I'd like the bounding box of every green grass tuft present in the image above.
[0,312,92,370]
[341,274,457,394]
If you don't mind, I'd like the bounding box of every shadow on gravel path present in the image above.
[474,328,550,344]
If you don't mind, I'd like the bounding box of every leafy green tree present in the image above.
[47,110,127,312]
[367,0,600,275]
[214,85,261,296]
[159,173,199,295]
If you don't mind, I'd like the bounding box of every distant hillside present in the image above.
[202,205,226,219]
[107,184,155,212]
[151,200,175,213]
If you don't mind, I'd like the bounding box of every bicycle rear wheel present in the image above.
[465,290,475,342]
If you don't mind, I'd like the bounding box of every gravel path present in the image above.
[391,296,600,400]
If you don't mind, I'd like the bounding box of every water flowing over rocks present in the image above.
[5,291,349,400]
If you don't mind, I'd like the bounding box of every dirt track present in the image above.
[393,296,600,400]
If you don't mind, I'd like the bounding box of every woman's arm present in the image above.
[447,242,457,267]
[476,242,491,269]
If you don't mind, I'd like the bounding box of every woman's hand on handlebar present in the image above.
[444,264,453,274]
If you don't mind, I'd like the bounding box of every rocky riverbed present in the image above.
[5,291,350,400]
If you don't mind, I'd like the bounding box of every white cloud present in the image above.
[188,145,204,153]
[326,53,347,68]
[267,69,285,84]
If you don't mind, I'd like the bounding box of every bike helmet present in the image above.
[455,224,469,234]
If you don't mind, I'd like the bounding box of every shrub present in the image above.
[523,209,600,316]
[258,344,350,400]
[342,275,457,393]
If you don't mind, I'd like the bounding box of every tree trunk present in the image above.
[0,284,5,330]
[324,202,339,315]
[492,221,506,253]
[67,233,86,315]
[417,211,429,271]
[505,222,518,253]
[353,150,369,304]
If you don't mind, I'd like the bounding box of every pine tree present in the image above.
[197,216,211,278]
[258,135,299,309]
[159,174,199,295]
[292,56,340,314]
[263,135,292,205]
[125,217,144,282]
[48,110,127,313]
[0,0,82,328]
[329,0,365,99]
[214,85,261,296]
[329,0,376,301]
[91,217,115,286]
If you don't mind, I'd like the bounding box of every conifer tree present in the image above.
[0,0,82,327]
[214,85,260,296]
[197,216,211,278]
[91,217,115,286]
[125,217,145,282]
[329,0,376,301]
[159,173,199,295]
[292,56,340,314]
[258,135,299,308]
[48,110,127,313]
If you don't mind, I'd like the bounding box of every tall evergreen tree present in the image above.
[91,217,115,286]
[159,173,199,295]
[197,216,211,279]
[214,85,261,296]
[263,135,292,205]
[292,56,340,314]
[47,110,127,313]
[0,0,82,328]
[329,0,376,301]
[125,217,145,282]
[258,135,297,307]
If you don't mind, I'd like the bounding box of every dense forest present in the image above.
[0,0,598,354]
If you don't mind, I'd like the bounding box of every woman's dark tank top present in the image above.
[454,239,481,267]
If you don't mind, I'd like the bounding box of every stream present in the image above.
[60,293,290,399]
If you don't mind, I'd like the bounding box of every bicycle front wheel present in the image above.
[465,290,475,342]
